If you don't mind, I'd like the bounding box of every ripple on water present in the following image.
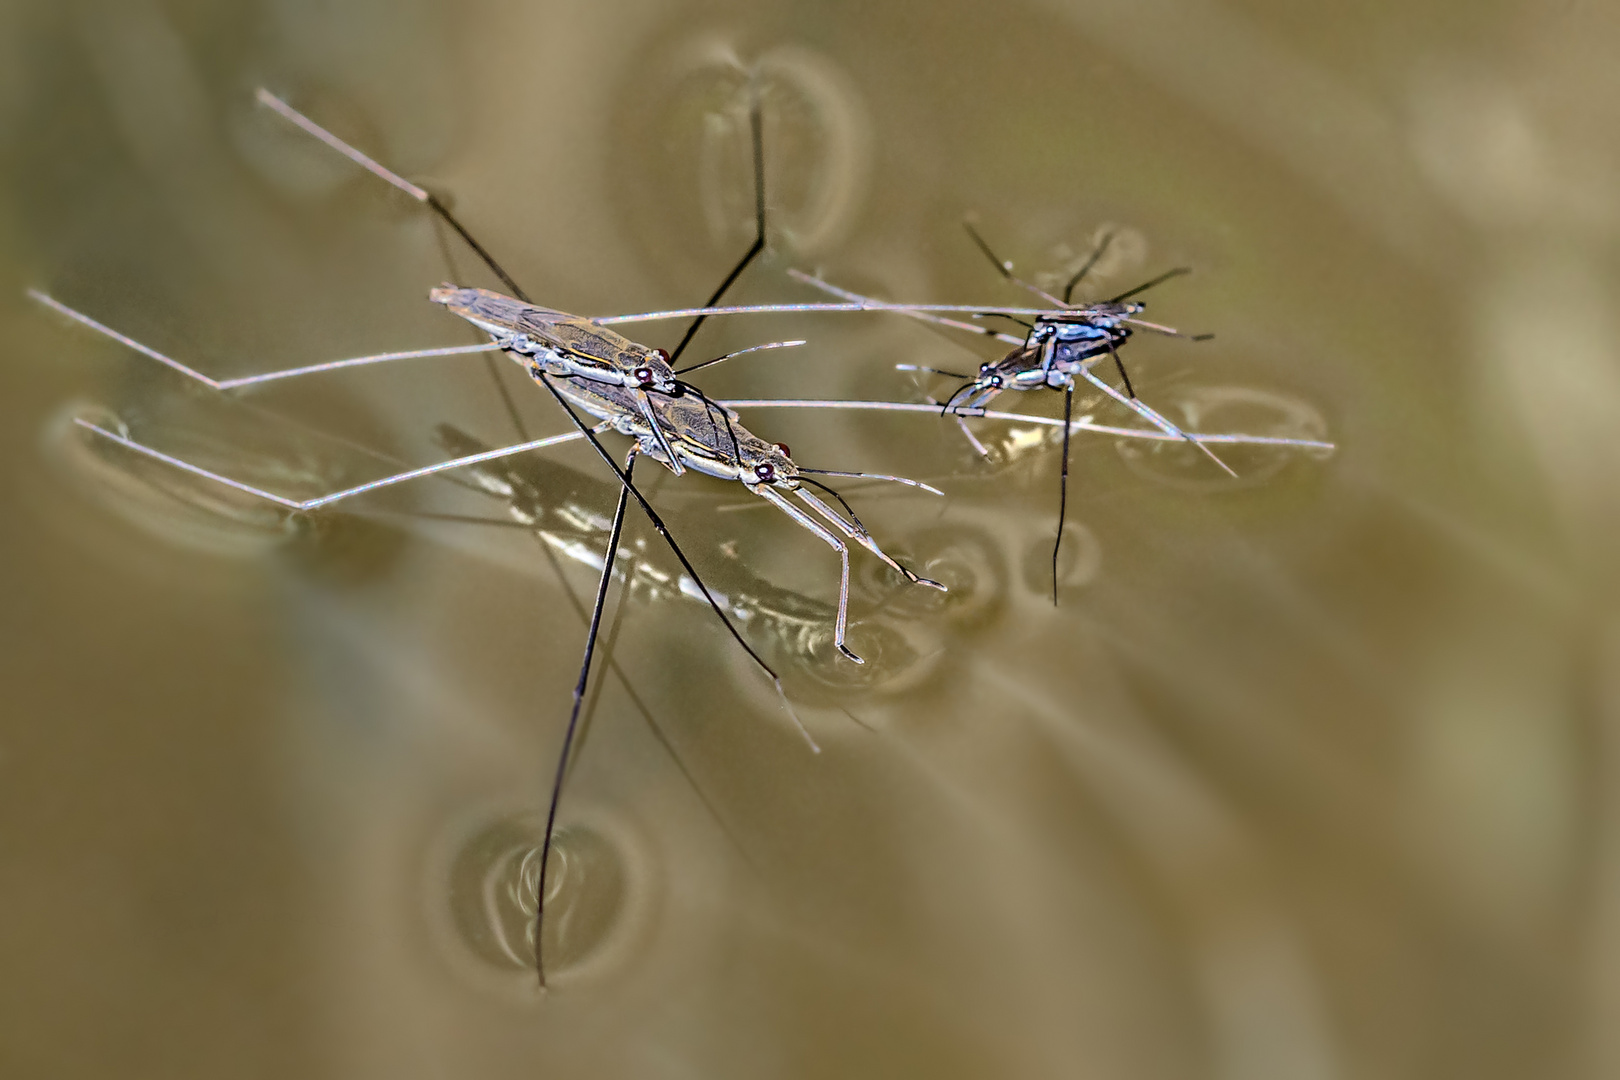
[767,618,938,705]
[44,401,302,558]
[862,524,1007,629]
[1114,384,1333,492]
[1020,520,1103,597]
[611,36,872,268]
[438,812,645,990]
[43,401,412,583]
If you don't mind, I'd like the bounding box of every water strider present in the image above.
[789,223,1245,602]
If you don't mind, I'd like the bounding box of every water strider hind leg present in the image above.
[533,446,637,986]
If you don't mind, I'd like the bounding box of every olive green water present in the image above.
[3,1,1617,1077]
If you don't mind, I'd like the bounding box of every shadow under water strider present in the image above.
[414,423,960,701]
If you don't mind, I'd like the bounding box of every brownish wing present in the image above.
[515,307,649,367]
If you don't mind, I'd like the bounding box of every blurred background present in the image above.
[1,0,1616,1077]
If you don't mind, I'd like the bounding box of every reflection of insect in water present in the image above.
[29,83,951,986]
[791,223,1240,603]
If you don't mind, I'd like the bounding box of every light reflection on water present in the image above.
[2,1,1615,1078]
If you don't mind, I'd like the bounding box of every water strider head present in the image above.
[429,284,681,395]
[742,439,801,490]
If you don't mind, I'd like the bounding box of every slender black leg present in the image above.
[1052,384,1073,607]
[1108,343,1138,400]
[425,193,533,303]
[667,82,768,367]
[1061,231,1115,304]
[962,220,1066,308]
[535,375,789,703]
[414,172,778,704]
[1106,266,1190,304]
[535,451,636,985]
[964,219,1014,282]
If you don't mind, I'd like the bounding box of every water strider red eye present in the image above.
[632,365,654,386]
[650,348,671,365]
[754,463,775,482]
[988,375,1004,388]
[774,442,791,458]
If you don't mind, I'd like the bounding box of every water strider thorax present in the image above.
[947,303,1142,412]
[546,372,801,489]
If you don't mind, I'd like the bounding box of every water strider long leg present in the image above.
[1061,231,1115,305]
[753,484,859,664]
[1070,364,1238,477]
[75,419,593,510]
[1108,267,1192,305]
[665,74,768,367]
[534,447,637,986]
[962,220,1069,309]
[257,88,533,302]
[28,290,502,390]
[715,398,1337,452]
[786,270,1025,346]
[598,300,1058,327]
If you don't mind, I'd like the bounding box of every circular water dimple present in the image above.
[776,618,939,703]
[1020,521,1103,597]
[278,509,414,588]
[1114,385,1333,492]
[714,46,871,255]
[611,36,872,268]
[1032,224,1152,301]
[44,401,303,558]
[441,814,631,983]
[858,524,1007,629]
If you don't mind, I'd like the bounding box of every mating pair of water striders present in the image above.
[29,85,1333,983]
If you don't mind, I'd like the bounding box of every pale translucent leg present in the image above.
[714,399,1337,452]
[74,418,592,511]
[29,290,501,390]
[786,269,1026,345]
[1071,365,1239,477]
[951,416,992,457]
[792,487,947,592]
[754,485,862,664]
[596,301,1056,328]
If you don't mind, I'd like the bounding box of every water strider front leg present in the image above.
[791,487,947,593]
[753,484,861,664]
[953,415,992,458]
